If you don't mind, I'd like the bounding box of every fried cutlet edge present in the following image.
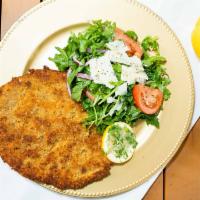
[0,67,112,190]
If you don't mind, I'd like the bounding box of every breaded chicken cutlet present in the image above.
[0,67,111,189]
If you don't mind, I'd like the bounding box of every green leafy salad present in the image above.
[49,20,171,134]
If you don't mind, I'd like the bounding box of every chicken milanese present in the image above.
[0,67,111,189]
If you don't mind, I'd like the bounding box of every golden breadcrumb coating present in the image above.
[0,67,111,189]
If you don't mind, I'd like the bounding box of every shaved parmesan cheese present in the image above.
[109,101,123,116]
[115,82,127,96]
[106,41,148,84]
[88,56,117,88]
[106,41,130,65]
[107,97,116,104]
[106,40,129,52]
[121,65,148,84]
[88,40,148,90]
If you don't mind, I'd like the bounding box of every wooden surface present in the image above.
[144,120,200,200]
[1,1,200,200]
[1,0,40,37]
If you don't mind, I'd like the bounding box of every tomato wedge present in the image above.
[115,28,143,58]
[132,84,163,114]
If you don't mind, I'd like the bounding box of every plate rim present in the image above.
[0,0,195,197]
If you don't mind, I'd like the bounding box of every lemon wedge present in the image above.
[102,122,137,163]
[191,17,200,58]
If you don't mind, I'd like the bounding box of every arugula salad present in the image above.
[50,20,171,135]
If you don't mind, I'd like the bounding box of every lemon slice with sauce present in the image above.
[102,122,137,163]
[191,17,200,58]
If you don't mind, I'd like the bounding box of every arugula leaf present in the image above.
[83,84,143,133]
[50,20,171,134]
[49,47,69,71]
[71,79,91,101]
[144,61,171,93]
[124,30,138,41]
[141,114,160,128]
[141,35,171,105]
[142,56,166,67]
[163,87,171,100]
[50,20,116,69]
[112,63,122,81]
[141,36,159,52]
[67,66,83,86]
[79,39,88,53]
[98,81,123,105]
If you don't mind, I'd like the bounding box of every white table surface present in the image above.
[0,0,200,199]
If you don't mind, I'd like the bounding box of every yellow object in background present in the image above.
[191,17,200,58]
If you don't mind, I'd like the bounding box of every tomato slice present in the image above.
[115,28,143,58]
[132,84,163,114]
